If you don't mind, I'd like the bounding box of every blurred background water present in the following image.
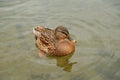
[0,0,120,80]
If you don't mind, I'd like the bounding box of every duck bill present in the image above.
[69,37,76,43]
[72,40,76,43]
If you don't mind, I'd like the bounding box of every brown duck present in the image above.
[33,26,76,57]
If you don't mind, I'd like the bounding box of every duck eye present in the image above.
[61,31,68,36]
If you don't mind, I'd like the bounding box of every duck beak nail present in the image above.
[72,40,76,43]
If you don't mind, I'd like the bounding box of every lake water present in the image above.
[0,0,120,80]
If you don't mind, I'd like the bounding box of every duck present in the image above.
[33,26,76,57]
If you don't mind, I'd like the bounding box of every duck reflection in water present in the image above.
[33,26,77,72]
[46,53,77,72]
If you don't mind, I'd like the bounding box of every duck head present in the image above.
[54,26,76,56]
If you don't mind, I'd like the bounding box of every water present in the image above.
[0,0,120,80]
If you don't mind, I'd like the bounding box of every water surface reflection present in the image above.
[0,0,120,80]
[46,53,77,72]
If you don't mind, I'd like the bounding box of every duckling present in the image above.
[33,26,76,57]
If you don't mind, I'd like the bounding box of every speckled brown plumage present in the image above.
[33,26,76,57]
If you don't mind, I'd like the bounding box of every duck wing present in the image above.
[33,27,57,54]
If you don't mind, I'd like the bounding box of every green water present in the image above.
[0,0,120,80]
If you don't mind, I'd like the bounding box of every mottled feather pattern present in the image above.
[33,26,75,56]
[36,28,57,54]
